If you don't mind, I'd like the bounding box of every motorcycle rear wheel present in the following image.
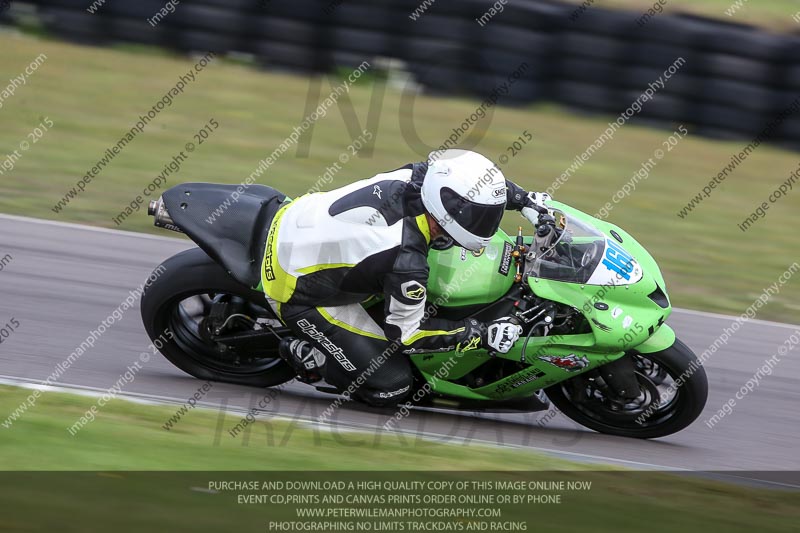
[140,247,295,387]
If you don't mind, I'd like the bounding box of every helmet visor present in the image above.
[440,187,504,239]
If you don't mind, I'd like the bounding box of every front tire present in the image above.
[141,247,295,387]
[545,339,708,439]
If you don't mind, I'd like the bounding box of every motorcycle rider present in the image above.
[263,149,550,406]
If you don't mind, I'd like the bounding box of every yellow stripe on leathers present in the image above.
[261,201,296,303]
[406,327,465,346]
[415,213,431,244]
[317,308,387,340]
[295,263,356,275]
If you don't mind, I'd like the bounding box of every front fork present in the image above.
[596,355,641,401]
[584,325,677,402]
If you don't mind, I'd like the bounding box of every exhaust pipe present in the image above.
[148,197,184,234]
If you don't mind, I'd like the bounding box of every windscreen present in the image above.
[530,211,609,284]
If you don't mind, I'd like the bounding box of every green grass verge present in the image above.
[0,33,798,322]
[0,385,583,471]
[0,385,798,532]
[562,0,800,32]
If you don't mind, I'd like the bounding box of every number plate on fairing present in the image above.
[586,239,643,286]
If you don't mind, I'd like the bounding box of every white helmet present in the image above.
[421,149,507,251]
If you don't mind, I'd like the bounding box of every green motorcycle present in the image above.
[141,183,707,439]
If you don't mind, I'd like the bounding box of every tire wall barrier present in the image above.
[8,0,800,149]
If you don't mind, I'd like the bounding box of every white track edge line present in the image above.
[3,213,799,329]
[5,374,799,489]
[0,213,187,244]
[0,375,677,471]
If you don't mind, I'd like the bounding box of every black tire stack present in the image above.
[7,0,800,149]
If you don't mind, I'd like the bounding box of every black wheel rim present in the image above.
[559,353,685,430]
[166,289,289,376]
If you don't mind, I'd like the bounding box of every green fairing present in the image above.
[635,324,676,354]
[414,201,677,402]
[426,231,515,308]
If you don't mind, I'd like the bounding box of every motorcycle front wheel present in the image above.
[545,338,708,439]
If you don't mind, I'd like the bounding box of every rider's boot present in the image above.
[278,337,325,384]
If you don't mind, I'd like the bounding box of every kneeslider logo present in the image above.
[297,319,356,371]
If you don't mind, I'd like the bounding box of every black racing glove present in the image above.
[455,318,523,354]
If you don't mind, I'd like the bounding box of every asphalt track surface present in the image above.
[1,214,799,480]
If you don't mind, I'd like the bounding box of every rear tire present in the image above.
[141,247,295,387]
[545,339,708,439]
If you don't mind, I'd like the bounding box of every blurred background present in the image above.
[2,4,800,518]
[1,0,798,319]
